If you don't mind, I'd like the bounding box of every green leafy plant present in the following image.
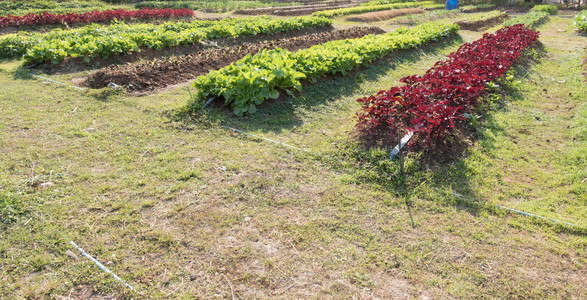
[135,0,299,13]
[0,16,331,64]
[574,10,587,33]
[531,5,557,15]
[503,11,549,29]
[193,21,459,116]
[313,1,436,18]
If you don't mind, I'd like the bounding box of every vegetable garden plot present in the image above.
[0,16,331,65]
[391,9,461,25]
[234,1,354,15]
[312,1,437,18]
[191,21,458,116]
[84,26,385,93]
[0,8,194,29]
[459,4,496,13]
[135,0,300,13]
[455,11,508,31]
[503,11,549,29]
[355,25,540,149]
[271,4,357,16]
[345,8,425,22]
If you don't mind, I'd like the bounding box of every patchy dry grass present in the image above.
[0,16,585,299]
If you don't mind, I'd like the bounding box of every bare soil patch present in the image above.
[83,26,385,94]
[346,8,426,22]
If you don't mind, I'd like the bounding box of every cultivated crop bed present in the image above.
[356,24,540,146]
[345,8,425,22]
[234,2,355,16]
[85,26,384,93]
[0,8,194,29]
[1,3,585,299]
[456,11,508,31]
[0,16,331,65]
[503,11,550,29]
[135,0,300,13]
[313,1,438,18]
[193,21,458,115]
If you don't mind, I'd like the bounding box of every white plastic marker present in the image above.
[223,126,310,152]
[28,73,86,91]
[69,241,136,292]
[389,131,414,160]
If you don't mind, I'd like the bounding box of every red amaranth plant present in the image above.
[356,24,539,147]
[0,8,194,28]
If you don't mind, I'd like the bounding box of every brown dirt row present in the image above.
[345,8,426,22]
[83,26,385,94]
[42,26,334,75]
[456,13,509,31]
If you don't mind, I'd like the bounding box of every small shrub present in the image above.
[574,10,587,33]
[531,5,557,15]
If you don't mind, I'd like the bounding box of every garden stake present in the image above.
[398,129,405,177]
[186,86,194,102]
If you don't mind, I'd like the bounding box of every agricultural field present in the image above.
[0,0,586,298]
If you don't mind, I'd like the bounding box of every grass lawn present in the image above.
[0,15,585,299]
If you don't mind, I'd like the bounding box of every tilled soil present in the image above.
[456,14,509,31]
[84,26,385,94]
[42,26,333,75]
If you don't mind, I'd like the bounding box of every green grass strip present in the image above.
[0,16,331,64]
[312,1,436,18]
[192,21,459,116]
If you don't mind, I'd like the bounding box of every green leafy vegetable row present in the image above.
[0,0,104,13]
[457,10,505,23]
[459,4,496,12]
[502,11,549,29]
[192,21,459,116]
[312,1,436,18]
[531,5,557,15]
[361,0,414,6]
[0,16,331,64]
[575,10,587,33]
[135,0,299,13]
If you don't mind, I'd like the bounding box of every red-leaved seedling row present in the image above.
[0,8,194,28]
[355,24,539,147]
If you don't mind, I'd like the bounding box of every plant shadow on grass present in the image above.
[184,34,465,134]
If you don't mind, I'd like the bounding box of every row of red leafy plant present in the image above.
[355,24,539,149]
[0,8,194,28]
